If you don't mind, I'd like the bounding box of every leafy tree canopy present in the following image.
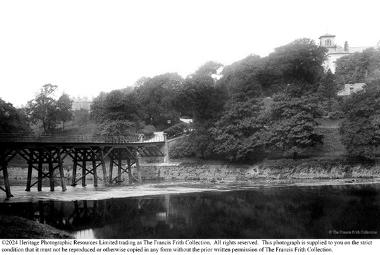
[340,86,380,160]
[0,98,30,134]
[211,97,266,161]
[56,93,73,129]
[175,62,226,123]
[218,55,263,99]
[259,38,327,95]
[335,48,380,85]
[26,84,59,133]
[135,73,184,129]
[264,93,323,158]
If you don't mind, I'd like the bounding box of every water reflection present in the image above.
[1,184,380,238]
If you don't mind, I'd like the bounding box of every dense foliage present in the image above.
[264,94,323,158]
[25,84,73,133]
[0,99,30,134]
[164,122,190,139]
[210,39,327,161]
[211,97,266,161]
[135,73,183,129]
[335,48,380,85]
[340,84,380,160]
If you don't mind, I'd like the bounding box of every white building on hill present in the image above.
[337,83,366,96]
[72,97,92,111]
[319,34,371,73]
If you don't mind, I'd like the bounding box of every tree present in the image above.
[26,84,58,133]
[97,120,138,136]
[56,93,73,130]
[175,62,226,122]
[258,38,327,95]
[211,97,266,161]
[91,89,141,123]
[335,48,380,84]
[318,70,337,99]
[340,87,380,160]
[135,73,183,129]
[264,93,323,158]
[218,55,263,98]
[173,62,227,158]
[73,109,91,126]
[0,98,30,134]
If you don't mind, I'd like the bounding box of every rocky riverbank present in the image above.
[140,158,380,181]
[4,158,380,185]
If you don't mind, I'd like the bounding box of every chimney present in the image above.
[344,41,349,52]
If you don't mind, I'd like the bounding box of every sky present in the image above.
[0,0,379,107]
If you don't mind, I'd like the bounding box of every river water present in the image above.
[0,181,380,239]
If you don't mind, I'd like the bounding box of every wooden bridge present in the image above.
[0,133,168,199]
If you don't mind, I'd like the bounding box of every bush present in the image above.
[340,88,380,161]
[97,120,137,136]
[164,122,189,139]
[169,137,195,158]
[141,125,156,138]
[328,111,344,120]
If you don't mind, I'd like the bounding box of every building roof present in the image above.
[327,45,369,55]
[337,83,366,96]
[349,46,369,53]
[319,34,336,39]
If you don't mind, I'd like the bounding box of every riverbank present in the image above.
[0,215,73,238]
[140,158,380,181]
[3,157,380,186]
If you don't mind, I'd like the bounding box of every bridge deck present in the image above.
[0,132,165,146]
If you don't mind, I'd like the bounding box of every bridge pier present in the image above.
[82,149,86,187]
[19,148,67,192]
[107,148,141,184]
[25,160,33,191]
[70,148,103,187]
[1,161,12,199]
[0,149,17,199]
[58,149,67,191]
[72,150,78,186]
[100,150,108,185]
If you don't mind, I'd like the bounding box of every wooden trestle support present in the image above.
[0,144,165,200]
[0,149,17,199]
[16,148,68,193]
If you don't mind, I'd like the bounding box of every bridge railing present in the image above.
[0,133,165,144]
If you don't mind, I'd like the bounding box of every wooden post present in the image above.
[58,149,66,191]
[1,161,13,199]
[72,150,77,186]
[109,154,113,184]
[92,150,98,187]
[135,150,141,183]
[48,151,54,191]
[38,150,43,192]
[100,150,107,185]
[82,149,86,187]
[163,133,169,163]
[25,161,33,191]
[127,158,132,184]
[117,149,122,183]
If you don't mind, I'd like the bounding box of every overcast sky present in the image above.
[0,0,379,106]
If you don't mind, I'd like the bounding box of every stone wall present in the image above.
[139,161,380,181]
[4,160,380,186]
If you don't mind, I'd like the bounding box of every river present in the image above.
[0,180,379,239]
